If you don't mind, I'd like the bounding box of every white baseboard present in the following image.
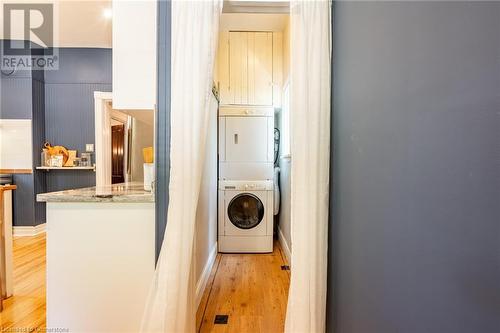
[278,227,291,266]
[13,223,46,237]
[195,242,218,308]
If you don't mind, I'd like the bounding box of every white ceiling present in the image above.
[0,0,112,48]
[222,1,289,14]
[0,1,289,48]
[220,13,288,32]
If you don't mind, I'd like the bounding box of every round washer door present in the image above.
[227,193,265,229]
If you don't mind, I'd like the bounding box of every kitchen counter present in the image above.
[36,182,154,203]
[40,182,155,332]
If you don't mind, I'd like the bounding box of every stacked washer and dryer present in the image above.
[218,106,276,253]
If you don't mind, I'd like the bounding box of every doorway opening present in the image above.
[111,114,126,184]
[196,9,292,332]
[94,93,155,188]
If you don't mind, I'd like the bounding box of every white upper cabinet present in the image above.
[112,0,156,110]
[218,31,283,107]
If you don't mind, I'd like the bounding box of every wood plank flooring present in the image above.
[197,241,290,333]
[0,234,289,332]
[0,234,46,330]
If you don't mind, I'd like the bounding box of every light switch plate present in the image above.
[86,144,94,152]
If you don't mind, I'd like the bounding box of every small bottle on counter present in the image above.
[41,149,50,167]
[80,152,92,167]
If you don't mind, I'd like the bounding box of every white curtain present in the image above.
[141,1,222,332]
[285,1,331,332]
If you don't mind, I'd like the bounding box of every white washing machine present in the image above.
[219,106,274,180]
[218,180,273,253]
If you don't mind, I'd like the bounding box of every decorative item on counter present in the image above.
[143,146,155,191]
[80,152,92,167]
[44,142,69,165]
[142,147,154,163]
[64,150,77,167]
[49,154,64,167]
[41,149,50,167]
[73,158,81,167]
[143,163,155,191]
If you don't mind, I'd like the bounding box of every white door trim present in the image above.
[94,91,113,187]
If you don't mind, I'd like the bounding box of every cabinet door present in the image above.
[225,117,270,162]
[248,32,273,106]
[218,31,231,105]
[272,32,283,108]
[228,31,273,106]
[112,0,156,110]
[229,32,249,104]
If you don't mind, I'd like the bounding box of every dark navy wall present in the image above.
[1,44,111,225]
[0,75,32,119]
[44,48,112,192]
[32,76,46,225]
[0,40,46,227]
[329,2,500,333]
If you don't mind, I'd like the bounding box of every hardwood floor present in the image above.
[0,234,46,330]
[197,240,290,333]
[1,234,289,332]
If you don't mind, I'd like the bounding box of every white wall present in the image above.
[283,17,290,84]
[278,157,291,256]
[130,118,154,182]
[0,119,32,170]
[278,17,292,258]
[194,94,218,305]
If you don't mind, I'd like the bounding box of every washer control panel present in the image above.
[219,180,273,191]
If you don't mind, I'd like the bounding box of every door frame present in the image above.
[94,91,113,188]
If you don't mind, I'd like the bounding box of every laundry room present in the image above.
[127,1,331,331]
[195,9,293,332]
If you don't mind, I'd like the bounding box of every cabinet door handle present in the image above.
[234,133,238,144]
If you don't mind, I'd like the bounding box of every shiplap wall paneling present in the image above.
[229,31,248,104]
[45,83,111,192]
[32,77,47,225]
[218,31,230,105]
[218,31,279,107]
[253,32,273,106]
[44,48,112,192]
[272,32,283,108]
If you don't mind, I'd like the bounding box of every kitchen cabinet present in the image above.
[39,187,155,333]
[112,0,156,110]
[218,31,283,107]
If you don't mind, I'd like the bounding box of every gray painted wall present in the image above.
[44,48,112,192]
[156,0,171,260]
[329,2,500,332]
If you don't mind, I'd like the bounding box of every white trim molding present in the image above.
[278,227,291,266]
[195,242,218,308]
[14,223,46,237]
[94,91,113,188]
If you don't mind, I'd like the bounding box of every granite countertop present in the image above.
[37,182,154,203]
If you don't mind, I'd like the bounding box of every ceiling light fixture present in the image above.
[103,8,112,19]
